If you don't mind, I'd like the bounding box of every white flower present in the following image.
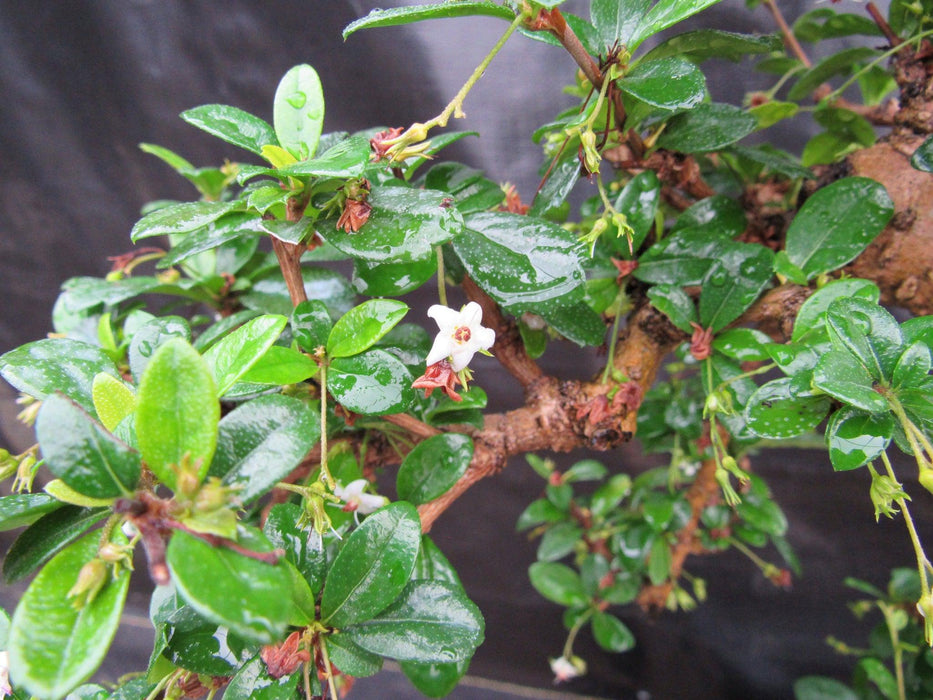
[0,651,10,698]
[334,479,388,515]
[425,302,495,372]
[549,655,586,684]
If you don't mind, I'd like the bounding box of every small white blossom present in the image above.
[334,479,388,515]
[425,302,495,372]
[549,655,586,684]
[0,650,10,698]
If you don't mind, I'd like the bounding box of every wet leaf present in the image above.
[327,300,409,359]
[528,562,588,607]
[825,406,893,471]
[131,201,241,242]
[698,241,774,332]
[641,29,782,64]
[397,434,473,505]
[202,314,288,396]
[791,279,879,342]
[745,377,831,439]
[343,2,515,38]
[329,350,415,416]
[224,654,301,700]
[273,64,324,161]
[277,134,370,178]
[911,134,933,172]
[812,349,888,414]
[657,102,757,153]
[181,104,277,156]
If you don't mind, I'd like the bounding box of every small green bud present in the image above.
[68,559,109,608]
[869,465,909,521]
[580,128,600,174]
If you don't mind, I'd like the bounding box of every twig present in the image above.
[867,1,902,49]
[383,413,441,439]
[764,0,811,68]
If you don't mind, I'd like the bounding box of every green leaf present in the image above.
[454,212,585,311]
[528,562,588,607]
[128,316,192,381]
[591,474,632,518]
[0,493,63,532]
[91,373,135,432]
[327,300,409,359]
[130,201,241,242]
[911,134,933,172]
[812,349,888,413]
[592,612,635,652]
[160,604,248,675]
[825,406,893,471]
[617,57,707,112]
[329,349,415,416]
[736,490,787,536]
[538,302,606,346]
[224,654,301,700]
[826,297,903,381]
[672,194,747,239]
[414,536,464,588]
[892,340,931,390]
[745,377,831,439]
[292,299,333,353]
[324,635,383,678]
[538,522,583,562]
[166,527,291,643]
[793,676,858,700]
[640,29,782,64]
[788,47,878,101]
[159,213,263,269]
[240,345,319,385]
[648,537,672,585]
[319,186,464,263]
[1,338,120,412]
[656,102,757,153]
[712,328,772,362]
[793,8,883,41]
[397,434,473,505]
[8,532,130,700]
[263,503,325,595]
[181,104,277,156]
[343,2,515,38]
[135,338,220,490]
[698,242,774,332]
[857,658,899,700]
[37,394,140,498]
[321,502,422,628]
[353,256,437,297]
[748,101,801,130]
[629,0,725,51]
[273,64,324,161]
[341,580,484,663]
[400,659,469,698]
[792,279,879,342]
[590,0,650,48]
[784,177,893,280]
[528,151,579,218]
[609,170,660,257]
[202,314,287,396]
[212,395,321,504]
[634,229,727,285]
[516,498,566,531]
[276,134,370,178]
[3,506,108,583]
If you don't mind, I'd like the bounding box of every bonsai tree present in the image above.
[1,0,933,698]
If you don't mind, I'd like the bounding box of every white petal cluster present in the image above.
[549,655,586,684]
[334,479,388,515]
[425,302,495,372]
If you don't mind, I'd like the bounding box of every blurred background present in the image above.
[1,1,927,698]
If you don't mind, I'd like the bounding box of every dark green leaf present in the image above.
[0,494,62,532]
[343,2,515,38]
[591,474,632,518]
[728,144,812,179]
[657,103,757,153]
[264,503,325,594]
[108,678,158,700]
[37,394,140,498]
[224,654,301,700]
[322,502,421,628]
[618,57,706,113]
[128,316,191,381]
[712,328,772,362]
[736,494,788,536]
[327,300,409,358]
[1,338,120,412]
[745,377,831,439]
[292,299,333,352]
[516,498,566,531]
[397,434,473,505]
[528,562,588,607]
[788,47,878,101]
[634,229,726,285]
[4,506,108,583]
[784,177,893,280]
[792,279,879,342]
[8,532,129,700]
[353,256,437,297]
[181,104,277,156]
[400,659,469,698]
[647,284,698,333]
[699,241,774,332]
[610,170,660,257]
[825,406,893,471]
[641,29,782,64]
[273,64,324,161]
[342,580,484,663]
[414,536,464,588]
[528,151,579,218]
[159,213,263,268]
[672,194,747,238]
[793,676,858,700]
[162,609,245,676]
[538,302,606,346]
[812,349,888,413]
[826,297,903,381]
[131,201,241,242]
[629,0,724,50]
[591,0,650,48]
[212,395,321,503]
[793,8,883,41]
[648,537,672,585]
[277,135,370,178]
[592,612,635,652]
[202,314,288,395]
[892,341,931,390]
[911,135,933,172]
[329,349,415,416]
[166,527,291,643]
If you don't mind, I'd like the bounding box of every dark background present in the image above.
[1,1,928,698]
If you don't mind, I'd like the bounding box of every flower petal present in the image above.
[425,334,455,367]
[427,304,461,330]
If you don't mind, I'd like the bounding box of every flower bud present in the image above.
[68,559,109,608]
[580,128,600,174]
[919,469,933,496]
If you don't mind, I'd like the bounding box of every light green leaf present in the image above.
[273,64,325,161]
[130,201,241,242]
[343,2,515,38]
[202,314,288,396]
[181,104,277,155]
[91,373,135,432]
[327,300,409,359]
[329,350,415,416]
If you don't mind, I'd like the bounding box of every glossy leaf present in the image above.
[609,170,660,257]
[324,634,384,678]
[618,57,706,112]
[641,29,782,64]
[238,344,318,385]
[0,493,62,532]
[539,302,606,346]
[181,104,277,155]
[793,676,858,700]
[352,256,437,297]
[135,338,220,489]
[826,297,903,381]
[911,134,933,172]
[329,349,415,416]
[698,242,774,332]
[263,503,325,594]
[273,64,324,161]
[591,0,649,47]
[130,201,241,242]
[292,299,333,353]
[454,212,585,311]
[3,506,108,583]
[158,213,263,268]
[327,300,409,359]
[657,102,757,153]
[166,527,291,643]
[672,194,747,238]
[397,434,473,505]
[321,502,422,628]
[647,285,696,333]
[414,536,464,588]
[8,532,130,700]
[401,659,469,698]
[341,580,484,663]
[745,378,831,439]
[528,151,579,218]
[791,279,879,342]
[343,2,515,38]
[0,338,120,412]
[812,349,888,414]
[634,229,726,285]
[319,186,463,263]
[793,8,883,41]
[712,328,772,362]
[212,395,320,503]
[91,373,135,432]
[528,562,588,607]
[224,654,301,700]
[592,612,635,652]
[538,522,583,562]
[784,177,893,280]
[892,341,931,390]
[277,134,370,178]
[37,394,140,498]
[202,314,287,396]
[629,0,724,50]
[825,407,893,471]
[127,316,191,381]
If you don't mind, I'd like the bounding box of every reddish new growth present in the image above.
[499,184,529,214]
[689,322,714,361]
[369,127,404,161]
[611,258,638,284]
[412,359,463,402]
[261,630,311,679]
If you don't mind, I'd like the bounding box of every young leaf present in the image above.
[340,580,484,663]
[327,300,409,359]
[91,373,135,432]
[181,104,277,155]
[201,314,287,396]
[328,350,415,416]
[343,2,515,38]
[321,502,422,628]
[239,345,319,385]
[396,434,473,505]
[8,532,130,700]
[135,338,220,490]
[166,528,291,644]
[273,64,324,161]
[784,177,893,281]
[275,134,371,178]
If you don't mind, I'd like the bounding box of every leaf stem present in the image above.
[320,361,332,489]
[879,600,908,700]
[436,245,448,307]
[562,608,593,659]
[319,637,340,700]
